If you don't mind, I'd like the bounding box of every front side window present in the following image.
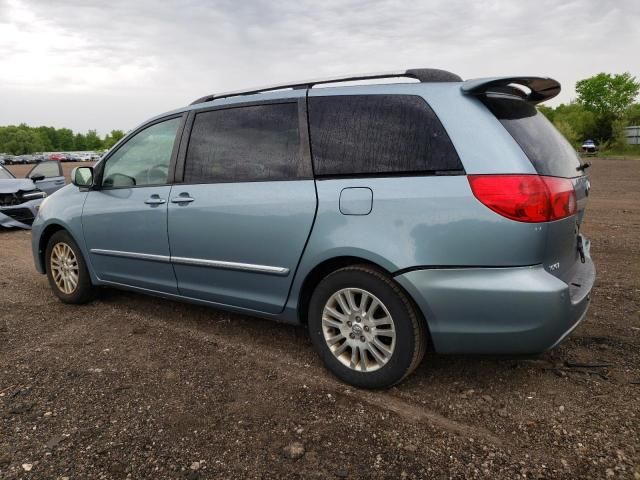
[102,117,181,188]
[28,161,61,179]
[184,103,308,183]
[308,94,463,176]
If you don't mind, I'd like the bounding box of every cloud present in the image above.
[0,0,638,133]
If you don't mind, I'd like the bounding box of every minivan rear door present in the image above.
[167,99,316,314]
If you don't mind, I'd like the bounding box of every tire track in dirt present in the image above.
[115,306,507,446]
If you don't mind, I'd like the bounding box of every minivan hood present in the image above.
[0,178,36,194]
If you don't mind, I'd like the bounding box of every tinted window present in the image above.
[484,97,583,178]
[29,161,61,179]
[308,95,462,176]
[184,103,308,183]
[102,117,181,188]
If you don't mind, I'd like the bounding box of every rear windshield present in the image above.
[484,96,583,178]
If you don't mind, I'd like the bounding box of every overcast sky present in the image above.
[1,0,638,134]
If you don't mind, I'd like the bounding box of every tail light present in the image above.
[468,174,577,223]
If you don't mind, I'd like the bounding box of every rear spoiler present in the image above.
[461,76,561,104]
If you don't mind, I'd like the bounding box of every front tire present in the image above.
[45,230,95,304]
[308,264,427,389]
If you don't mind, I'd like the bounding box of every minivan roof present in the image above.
[190,68,463,105]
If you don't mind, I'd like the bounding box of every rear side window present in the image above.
[184,103,309,183]
[484,97,583,178]
[308,95,462,176]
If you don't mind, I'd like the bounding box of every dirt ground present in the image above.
[1,158,639,479]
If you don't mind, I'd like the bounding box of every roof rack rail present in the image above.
[190,68,462,105]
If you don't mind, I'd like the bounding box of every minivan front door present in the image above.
[82,116,183,293]
[167,101,316,313]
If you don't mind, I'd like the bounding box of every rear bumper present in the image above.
[396,254,595,355]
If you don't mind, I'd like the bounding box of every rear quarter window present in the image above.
[308,95,463,176]
[484,97,583,178]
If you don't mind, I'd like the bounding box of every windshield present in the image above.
[0,165,15,180]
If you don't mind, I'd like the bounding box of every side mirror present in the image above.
[31,174,45,182]
[72,166,94,188]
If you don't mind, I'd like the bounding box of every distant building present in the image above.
[624,126,640,145]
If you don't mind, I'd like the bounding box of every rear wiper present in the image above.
[577,162,591,172]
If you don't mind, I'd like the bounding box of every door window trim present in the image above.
[93,113,187,191]
[173,98,313,185]
[26,160,63,179]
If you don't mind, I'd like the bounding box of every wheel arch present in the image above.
[296,256,432,347]
[38,223,83,274]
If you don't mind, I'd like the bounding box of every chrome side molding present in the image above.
[90,249,171,263]
[90,249,290,276]
[171,256,289,275]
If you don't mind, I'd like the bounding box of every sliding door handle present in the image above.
[144,195,166,205]
[171,195,194,204]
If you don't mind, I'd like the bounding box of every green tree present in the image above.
[554,120,579,146]
[103,129,125,149]
[74,133,87,151]
[0,125,45,154]
[610,119,630,151]
[36,126,56,151]
[624,104,640,126]
[552,103,598,143]
[576,73,640,116]
[0,124,126,154]
[84,129,102,150]
[57,128,75,151]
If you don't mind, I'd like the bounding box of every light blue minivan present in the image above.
[32,69,595,388]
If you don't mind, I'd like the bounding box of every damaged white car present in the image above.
[0,161,65,229]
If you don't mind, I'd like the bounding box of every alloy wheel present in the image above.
[50,242,79,294]
[322,287,396,372]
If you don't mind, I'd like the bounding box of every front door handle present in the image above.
[144,194,166,205]
[171,194,194,204]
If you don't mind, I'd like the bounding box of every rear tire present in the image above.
[308,264,427,389]
[45,230,95,304]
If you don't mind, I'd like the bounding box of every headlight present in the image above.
[35,195,50,218]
